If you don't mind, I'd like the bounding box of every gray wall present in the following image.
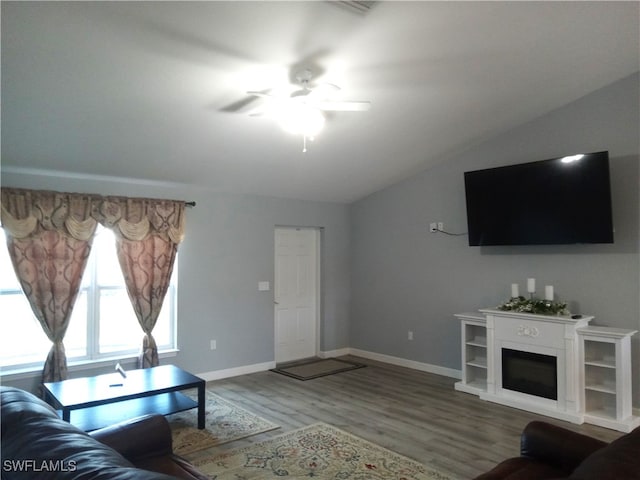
[350,73,640,401]
[0,174,351,392]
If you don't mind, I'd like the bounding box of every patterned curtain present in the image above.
[0,188,186,378]
[93,197,185,368]
[0,189,97,382]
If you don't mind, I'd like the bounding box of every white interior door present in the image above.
[274,227,318,364]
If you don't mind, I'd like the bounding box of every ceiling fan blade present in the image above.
[316,101,371,112]
[222,89,273,113]
[306,83,341,100]
[316,82,341,92]
[220,96,260,113]
[247,91,273,98]
[290,88,312,98]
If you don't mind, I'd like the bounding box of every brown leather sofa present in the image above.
[475,420,640,479]
[1,386,207,479]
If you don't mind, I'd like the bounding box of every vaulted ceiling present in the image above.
[2,1,638,203]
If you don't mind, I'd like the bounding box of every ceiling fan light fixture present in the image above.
[243,67,369,151]
[278,104,325,137]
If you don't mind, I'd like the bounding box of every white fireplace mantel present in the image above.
[454,309,639,432]
[478,308,593,327]
[478,308,592,424]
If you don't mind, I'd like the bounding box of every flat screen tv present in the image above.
[464,151,614,246]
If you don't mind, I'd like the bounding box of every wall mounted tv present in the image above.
[464,151,614,246]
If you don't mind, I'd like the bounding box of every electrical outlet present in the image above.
[210,339,217,350]
[437,222,444,231]
[408,331,414,341]
[429,222,437,233]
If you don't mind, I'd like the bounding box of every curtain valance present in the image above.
[1,188,186,244]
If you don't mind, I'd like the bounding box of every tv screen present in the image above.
[464,151,614,246]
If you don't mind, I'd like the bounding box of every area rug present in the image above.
[270,358,365,381]
[169,390,279,456]
[190,422,453,479]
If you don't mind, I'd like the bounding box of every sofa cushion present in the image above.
[569,426,640,480]
[520,421,607,473]
[134,456,209,480]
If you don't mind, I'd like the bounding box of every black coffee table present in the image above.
[43,364,205,432]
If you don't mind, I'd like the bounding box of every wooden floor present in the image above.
[189,355,622,479]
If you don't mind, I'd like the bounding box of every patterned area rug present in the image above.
[169,390,279,456]
[270,358,366,381]
[189,423,453,479]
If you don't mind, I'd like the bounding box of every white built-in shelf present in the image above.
[584,383,617,395]
[465,379,487,391]
[466,337,487,348]
[454,313,488,396]
[467,357,487,369]
[578,326,640,433]
[586,407,618,422]
[584,358,616,369]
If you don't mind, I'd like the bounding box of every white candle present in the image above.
[511,283,519,298]
[545,285,554,301]
[527,278,536,294]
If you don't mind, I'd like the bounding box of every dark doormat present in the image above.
[270,358,366,381]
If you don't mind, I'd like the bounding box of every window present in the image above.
[0,226,177,371]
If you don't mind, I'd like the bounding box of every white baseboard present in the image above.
[196,361,276,382]
[318,348,351,358]
[195,349,461,383]
[348,348,462,379]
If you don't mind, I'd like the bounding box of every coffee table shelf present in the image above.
[57,391,197,431]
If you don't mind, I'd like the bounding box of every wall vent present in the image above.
[332,1,378,15]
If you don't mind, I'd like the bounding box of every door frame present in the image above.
[273,226,322,362]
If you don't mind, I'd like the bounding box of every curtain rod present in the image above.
[186,201,196,207]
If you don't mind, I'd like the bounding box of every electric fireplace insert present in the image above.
[502,348,557,400]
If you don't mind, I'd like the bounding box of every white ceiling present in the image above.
[2,1,638,203]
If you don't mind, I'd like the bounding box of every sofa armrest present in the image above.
[90,414,173,462]
[520,421,607,472]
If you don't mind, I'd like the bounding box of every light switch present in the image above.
[258,281,270,291]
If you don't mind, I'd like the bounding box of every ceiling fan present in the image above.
[247,69,371,152]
